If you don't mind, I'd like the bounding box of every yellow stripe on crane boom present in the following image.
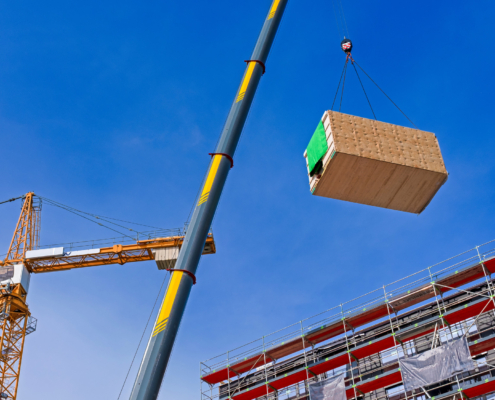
[236,62,256,103]
[197,155,222,206]
[267,0,281,20]
[152,272,183,336]
[128,0,289,396]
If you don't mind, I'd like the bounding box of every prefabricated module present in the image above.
[304,111,448,213]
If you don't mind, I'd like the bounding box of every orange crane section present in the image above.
[0,192,40,400]
[3,192,41,264]
[2,235,216,274]
[0,193,216,400]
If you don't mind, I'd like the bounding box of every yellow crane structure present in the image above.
[0,192,216,399]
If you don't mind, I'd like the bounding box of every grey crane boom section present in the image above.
[128,1,289,399]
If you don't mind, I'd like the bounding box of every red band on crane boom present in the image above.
[209,153,234,168]
[244,59,266,75]
[165,269,197,285]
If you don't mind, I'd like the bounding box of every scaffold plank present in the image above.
[228,305,495,400]
[444,298,495,325]
[353,370,402,396]
[345,304,390,331]
[351,336,396,359]
[231,384,275,400]
[201,354,275,385]
[202,258,495,386]
[464,379,495,398]
[270,369,310,390]
[471,336,495,355]
[310,354,349,375]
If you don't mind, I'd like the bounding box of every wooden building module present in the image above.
[304,111,448,214]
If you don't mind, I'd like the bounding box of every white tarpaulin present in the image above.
[309,373,346,400]
[400,337,475,392]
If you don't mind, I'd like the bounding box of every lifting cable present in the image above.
[331,60,348,111]
[331,38,418,128]
[0,195,24,205]
[117,273,170,399]
[330,0,350,113]
[350,59,377,120]
[331,41,375,118]
[331,0,349,40]
[352,59,419,129]
[328,0,418,128]
[39,196,168,241]
[40,196,164,230]
[41,198,136,240]
[2,194,182,250]
[331,0,344,41]
[337,0,350,38]
[339,58,348,112]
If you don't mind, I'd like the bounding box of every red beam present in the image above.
[228,305,495,400]
[204,258,495,386]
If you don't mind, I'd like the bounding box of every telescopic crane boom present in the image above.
[129,1,289,399]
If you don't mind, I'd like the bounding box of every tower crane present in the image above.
[0,192,216,399]
[1,0,447,399]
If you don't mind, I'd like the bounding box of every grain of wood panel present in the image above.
[307,111,448,213]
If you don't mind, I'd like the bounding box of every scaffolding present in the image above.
[200,239,495,400]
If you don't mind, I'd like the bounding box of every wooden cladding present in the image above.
[305,111,448,214]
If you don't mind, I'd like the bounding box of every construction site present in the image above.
[1,1,494,400]
[200,241,495,400]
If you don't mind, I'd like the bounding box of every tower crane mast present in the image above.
[0,192,39,400]
[4,192,41,265]
[0,193,216,399]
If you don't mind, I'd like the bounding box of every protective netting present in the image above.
[309,372,346,400]
[400,337,475,392]
[306,120,328,175]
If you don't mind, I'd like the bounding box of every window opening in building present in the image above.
[475,356,487,368]
[386,384,405,398]
[328,364,347,377]
[381,347,404,364]
[404,340,417,356]
[439,318,477,343]
[381,341,416,365]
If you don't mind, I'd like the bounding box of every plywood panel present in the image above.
[307,111,448,214]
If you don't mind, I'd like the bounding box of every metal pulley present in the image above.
[341,38,352,53]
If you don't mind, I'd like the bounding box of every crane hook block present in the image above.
[341,38,352,53]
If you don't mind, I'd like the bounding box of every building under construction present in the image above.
[0,0,474,399]
[200,240,495,400]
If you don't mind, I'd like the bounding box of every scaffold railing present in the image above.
[200,239,495,400]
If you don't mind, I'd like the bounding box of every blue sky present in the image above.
[1,0,495,399]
